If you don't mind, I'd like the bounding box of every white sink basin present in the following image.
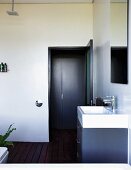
[80,106,112,114]
[77,106,128,128]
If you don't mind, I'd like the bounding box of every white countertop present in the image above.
[77,106,128,128]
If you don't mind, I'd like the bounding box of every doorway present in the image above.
[48,42,93,136]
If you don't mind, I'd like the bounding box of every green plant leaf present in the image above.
[0,124,16,147]
[4,141,14,147]
[0,135,3,140]
[2,128,16,141]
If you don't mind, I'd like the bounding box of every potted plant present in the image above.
[0,124,16,163]
[0,124,16,147]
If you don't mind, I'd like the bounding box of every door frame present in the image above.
[48,45,93,139]
[87,39,93,105]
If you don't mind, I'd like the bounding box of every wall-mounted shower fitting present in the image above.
[7,0,19,16]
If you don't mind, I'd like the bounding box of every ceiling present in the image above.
[0,0,93,3]
[0,0,127,3]
[111,0,127,2]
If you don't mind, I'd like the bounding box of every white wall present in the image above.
[93,0,131,114]
[111,3,127,46]
[93,0,110,98]
[93,0,131,164]
[0,4,93,142]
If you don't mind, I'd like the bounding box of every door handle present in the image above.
[61,93,63,100]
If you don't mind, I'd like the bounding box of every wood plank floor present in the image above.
[8,129,77,164]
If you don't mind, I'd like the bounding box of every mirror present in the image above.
[110,0,128,84]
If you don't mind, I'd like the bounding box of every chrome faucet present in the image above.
[103,96,116,113]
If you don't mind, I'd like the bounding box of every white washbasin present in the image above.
[80,106,112,114]
[77,106,128,128]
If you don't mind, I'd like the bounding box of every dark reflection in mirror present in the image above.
[111,47,127,84]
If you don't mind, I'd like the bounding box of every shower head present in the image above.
[7,10,18,16]
[7,0,19,16]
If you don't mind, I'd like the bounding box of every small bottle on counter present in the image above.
[0,63,4,72]
[4,63,7,72]
[0,63,2,72]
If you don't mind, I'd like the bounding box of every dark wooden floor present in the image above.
[8,129,77,163]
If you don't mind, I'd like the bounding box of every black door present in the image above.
[50,48,86,129]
